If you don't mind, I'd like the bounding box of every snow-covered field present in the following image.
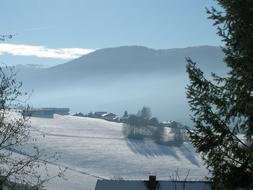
[27,114,208,190]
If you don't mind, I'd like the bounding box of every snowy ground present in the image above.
[26,114,208,190]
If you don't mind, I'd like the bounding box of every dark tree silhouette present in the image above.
[123,110,128,117]
[137,106,152,120]
[186,1,253,189]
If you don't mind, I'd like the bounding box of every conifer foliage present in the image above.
[186,1,253,189]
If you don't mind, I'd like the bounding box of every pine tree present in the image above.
[186,1,253,189]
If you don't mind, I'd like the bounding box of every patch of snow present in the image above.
[25,114,208,190]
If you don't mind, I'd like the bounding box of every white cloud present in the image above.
[0,43,95,59]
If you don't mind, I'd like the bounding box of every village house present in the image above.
[101,112,118,121]
[72,112,85,117]
[86,111,120,122]
[93,111,108,118]
[28,107,70,118]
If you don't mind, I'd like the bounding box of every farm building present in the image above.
[28,107,70,118]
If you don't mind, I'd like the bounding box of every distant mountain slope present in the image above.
[14,45,226,124]
[49,45,224,77]
[51,45,224,73]
[17,45,225,87]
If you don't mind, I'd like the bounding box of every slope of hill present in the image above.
[18,45,225,86]
[14,45,226,125]
[27,114,209,190]
[47,45,224,76]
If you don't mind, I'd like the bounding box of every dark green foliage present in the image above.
[149,117,159,126]
[122,107,184,146]
[186,1,253,189]
[3,181,39,190]
[123,106,154,126]
[122,107,164,142]
[123,110,128,117]
[126,114,143,126]
[171,125,184,145]
[137,106,152,120]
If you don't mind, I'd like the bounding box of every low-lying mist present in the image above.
[27,73,191,125]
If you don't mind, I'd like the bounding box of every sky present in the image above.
[0,0,222,66]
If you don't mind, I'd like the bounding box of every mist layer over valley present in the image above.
[16,45,225,125]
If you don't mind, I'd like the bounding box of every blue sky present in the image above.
[0,0,222,66]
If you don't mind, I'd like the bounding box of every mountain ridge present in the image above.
[34,45,225,83]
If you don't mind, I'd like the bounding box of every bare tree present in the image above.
[0,34,14,41]
[0,37,63,189]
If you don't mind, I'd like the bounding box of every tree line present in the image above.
[122,106,184,146]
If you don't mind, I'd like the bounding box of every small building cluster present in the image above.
[28,107,70,118]
[72,111,120,122]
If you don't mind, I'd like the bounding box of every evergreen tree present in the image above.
[123,110,128,117]
[186,1,253,189]
[138,106,152,120]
